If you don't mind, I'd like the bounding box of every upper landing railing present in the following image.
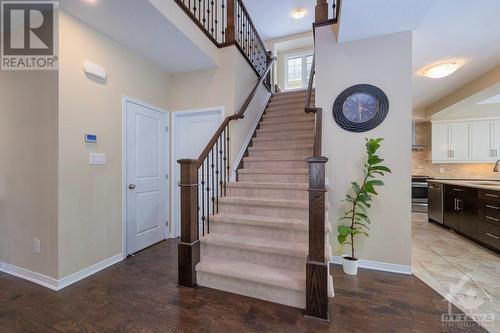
[175,0,269,78]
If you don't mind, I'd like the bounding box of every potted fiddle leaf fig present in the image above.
[338,138,391,275]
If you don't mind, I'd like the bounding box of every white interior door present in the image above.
[126,100,168,255]
[172,109,223,238]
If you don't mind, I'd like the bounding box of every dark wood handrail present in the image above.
[195,57,276,166]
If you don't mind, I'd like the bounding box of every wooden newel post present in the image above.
[177,159,200,288]
[305,156,329,320]
[315,0,329,23]
[225,0,236,43]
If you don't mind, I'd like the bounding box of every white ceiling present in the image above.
[59,0,215,74]
[243,0,319,40]
[478,94,500,105]
[245,0,500,109]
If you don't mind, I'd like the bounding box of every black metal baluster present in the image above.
[201,160,206,236]
[333,0,336,20]
[214,0,218,41]
[223,127,228,195]
[206,157,210,234]
[210,0,214,37]
[210,149,215,233]
[193,0,197,18]
[221,0,225,42]
[219,136,223,198]
[226,125,230,183]
[215,139,219,213]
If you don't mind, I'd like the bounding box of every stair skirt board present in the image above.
[193,91,330,309]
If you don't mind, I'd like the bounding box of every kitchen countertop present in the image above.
[428,179,500,191]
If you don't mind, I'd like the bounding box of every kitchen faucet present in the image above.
[494,160,500,172]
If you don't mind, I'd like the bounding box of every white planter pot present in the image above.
[342,256,359,275]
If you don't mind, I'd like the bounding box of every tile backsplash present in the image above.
[412,121,500,179]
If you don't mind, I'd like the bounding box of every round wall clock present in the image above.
[333,84,389,132]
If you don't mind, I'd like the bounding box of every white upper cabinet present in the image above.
[471,120,492,161]
[432,118,500,163]
[492,120,500,159]
[432,123,450,161]
[449,122,470,161]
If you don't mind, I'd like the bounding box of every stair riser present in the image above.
[219,202,308,219]
[263,114,313,122]
[197,271,305,308]
[270,100,314,107]
[248,149,312,158]
[243,160,307,169]
[260,121,314,129]
[271,93,308,101]
[239,173,308,183]
[252,138,313,146]
[227,186,308,200]
[266,107,308,114]
[210,222,308,243]
[201,243,306,270]
[257,129,314,137]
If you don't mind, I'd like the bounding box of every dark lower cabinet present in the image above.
[458,195,478,240]
[441,184,498,253]
[444,193,460,230]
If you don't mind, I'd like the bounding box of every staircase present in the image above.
[195,90,332,308]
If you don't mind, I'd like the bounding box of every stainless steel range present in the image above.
[412,176,433,213]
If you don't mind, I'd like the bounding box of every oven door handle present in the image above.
[412,182,429,188]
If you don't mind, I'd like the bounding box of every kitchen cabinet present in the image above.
[471,120,493,160]
[443,185,478,239]
[432,123,450,161]
[432,122,470,162]
[433,118,500,163]
[436,183,499,253]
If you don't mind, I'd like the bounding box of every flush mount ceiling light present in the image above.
[291,8,306,19]
[421,62,461,79]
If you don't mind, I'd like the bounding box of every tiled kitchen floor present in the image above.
[412,213,500,333]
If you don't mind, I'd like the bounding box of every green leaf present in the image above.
[371,165,392,173]
[367,180,384,187]
[351,182,360,193]
[368,155,383,165]
[338,225,353,236]
[337,234,346,244]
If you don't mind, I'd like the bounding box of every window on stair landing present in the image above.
[285,53,314,91]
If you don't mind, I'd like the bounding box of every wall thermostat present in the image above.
[85,133,97,143]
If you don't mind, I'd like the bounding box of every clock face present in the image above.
[342,93,379,123]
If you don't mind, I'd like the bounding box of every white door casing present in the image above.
[125,98,169,255]
[171,108,224,238]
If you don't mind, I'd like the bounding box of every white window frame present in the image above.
[284,51,314,91]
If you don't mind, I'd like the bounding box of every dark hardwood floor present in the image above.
[0,239,486,332]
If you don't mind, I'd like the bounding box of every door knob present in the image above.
[128,184,136,190]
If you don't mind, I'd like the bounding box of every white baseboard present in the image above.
[57,253,123,290]
[0,253,123,291]
[330,256,412,275]
[0,261,59,290]
[231,93,271,181]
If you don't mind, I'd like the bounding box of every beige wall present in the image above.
[0,71,59,278]
[316,28,413,266]
[412,122,500,179]
[58,12,171,278]
[169,46,262,168]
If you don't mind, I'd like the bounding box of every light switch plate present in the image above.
[89,153,106,165]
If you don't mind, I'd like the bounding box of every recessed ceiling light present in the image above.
[291,8,306,19]
[421,62,461,79]
[84,0,97,4]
